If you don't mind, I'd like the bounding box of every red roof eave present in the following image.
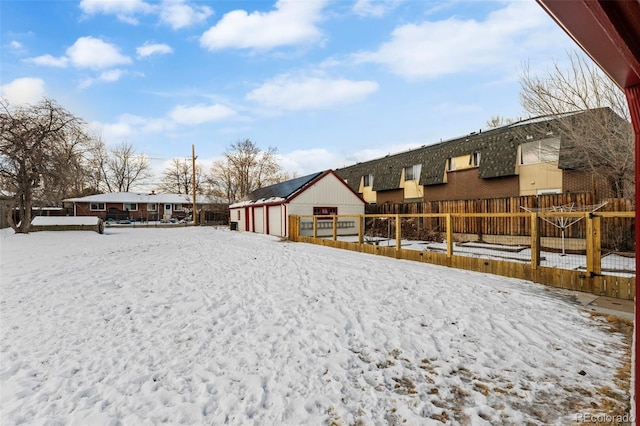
[536,0,640,90]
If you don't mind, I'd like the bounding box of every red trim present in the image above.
[536,0,640,89]
[265,205,270,235]
[251,207,255,232]
[626,85,640,421]
[244,206,249,231]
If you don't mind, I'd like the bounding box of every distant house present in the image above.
[63,192,221,222]
[229,170,365,237]
[335,108,630,204]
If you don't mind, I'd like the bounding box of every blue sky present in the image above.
[1,0,580,182]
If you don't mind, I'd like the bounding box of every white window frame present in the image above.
[123,203,138,211]
[90,202,105,211]
[147,203,157,211]
[363,173,374,187]
[470,151,481,167]
[448,157,456,171]
[174,204,184,211]
[404,164,421,181]
[520,138,560,165]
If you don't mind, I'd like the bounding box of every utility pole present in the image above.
[192,144,197,226]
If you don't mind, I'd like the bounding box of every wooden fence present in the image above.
[366,194,633,240]
[289,211,636,300]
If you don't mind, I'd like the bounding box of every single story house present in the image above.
[229,170,365,238]
[63,192,221,222]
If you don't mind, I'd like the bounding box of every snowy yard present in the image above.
[0,227,631,425]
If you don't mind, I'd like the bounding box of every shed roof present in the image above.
[248,171,324,201]
[229,170,364,208]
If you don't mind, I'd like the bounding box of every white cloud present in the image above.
[278,148,342,176]
[25,54,69,68]
[246,75,378,110]
[67,36,132,70]
[159,0,213,30]
[352,1,552,79]
[99,69,125,82]
[353,0,399,17]
[168,103,238,124]
[346,142,424,164]
[90,102,238,145]
[92,120,135,143]
[0,77,46,105]
[89,113,167,144]
[9,41,23,49]
[137,42,173,58]
[79,0,155,24]
[200,0,326,51]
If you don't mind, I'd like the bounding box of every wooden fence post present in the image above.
[358,215,364,244]
[313,216,317,238]
[531,213,540,269]
[332,215,337,241]
[446,214,453,257]
[289,215,298,240]
[585,214,602,275]
[395,214,401,250]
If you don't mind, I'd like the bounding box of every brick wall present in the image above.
[424,169,519,201]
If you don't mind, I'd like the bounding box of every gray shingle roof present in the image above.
[335,109,624,192]
[247,171,324,201]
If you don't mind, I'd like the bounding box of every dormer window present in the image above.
[363,173,374,187]
[520,137,560,165]
[470,151,481,167]
[404,164,421,181]
[448,157,456,171]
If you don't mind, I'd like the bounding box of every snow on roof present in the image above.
[63,192,221,204]
[32,216,101,226]
[229,197,286,208]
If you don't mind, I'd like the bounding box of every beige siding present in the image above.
[268,205,283,236]
[357,176,377,203]
[253,207,265,233]
[287,173,364,217]
[517,161,563,196]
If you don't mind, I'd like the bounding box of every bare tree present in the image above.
[208,159,237,202]
[96,141,152,192]
[210,139,282,203]
[0,98,95,232]
[159,158,204,194]
[486,116,513,129]
[519,49,634,198]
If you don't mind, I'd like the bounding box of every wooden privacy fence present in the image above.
[289,211,636,300]
[366,195,633,240]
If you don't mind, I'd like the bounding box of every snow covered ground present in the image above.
[339,235,636,277]
[0,227,631,425]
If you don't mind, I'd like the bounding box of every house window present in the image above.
[448,157,456,171]
[470,151,481,167]
[520,138,560,165]
[90,202,105,211]
[313,206,338,217]
[147,203,157,211]
[123,203,138,211]
[404,164,421,181]
[174,204,184,211]
[363,174,374,187]
[237,210,240,220]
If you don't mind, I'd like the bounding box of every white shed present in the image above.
[229,170,365,237]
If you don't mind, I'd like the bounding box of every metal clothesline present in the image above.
[520,202,608,255]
